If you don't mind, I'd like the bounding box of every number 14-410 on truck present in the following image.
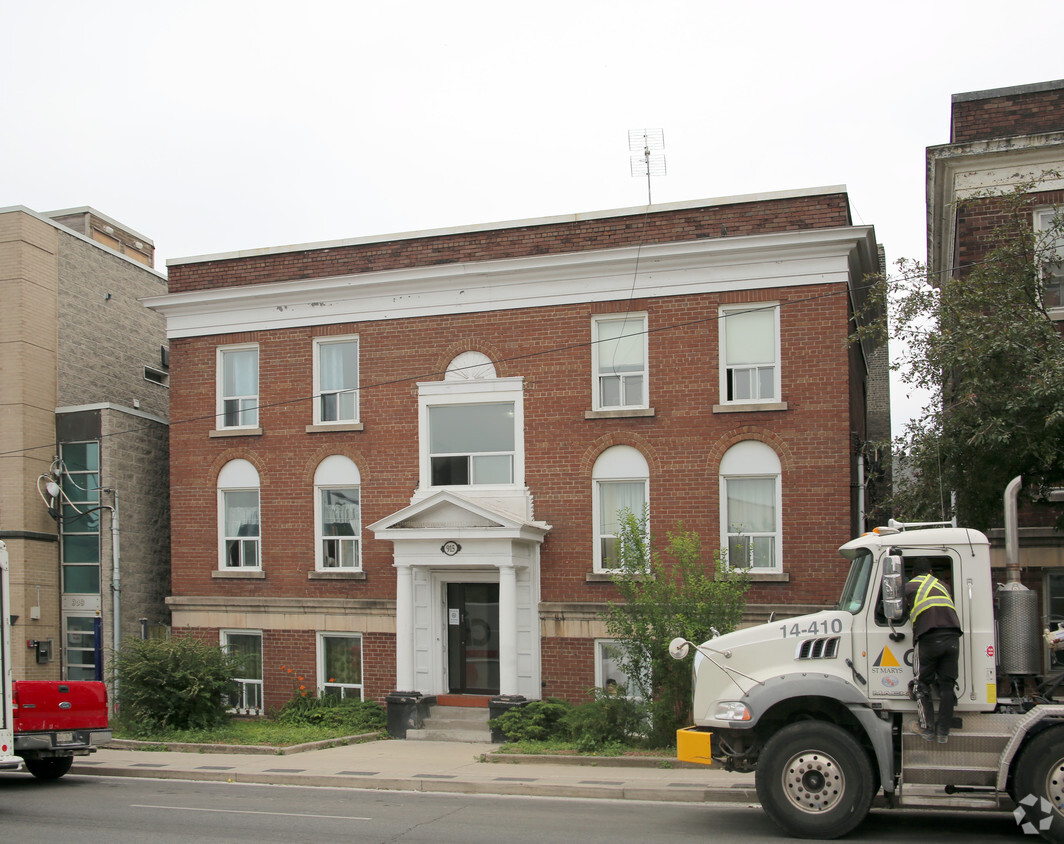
[671,478,1064,842]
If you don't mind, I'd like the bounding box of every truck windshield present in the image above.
[837,549,873,614]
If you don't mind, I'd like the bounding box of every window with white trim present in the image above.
[314,336,359,424]
[592,446,649,572]
[318,633,363,700]
[719,304,780,403]
[595,639,643,700]
[218,459,261,570]
[218,344,259,428]
[1035,207,1064,311]
[592,314,648,410]
[419,363,524,490]
[720,441,782,571]
[315,456,361,570]
[222,630,263,714]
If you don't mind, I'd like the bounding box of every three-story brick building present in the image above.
[147,187,884,711]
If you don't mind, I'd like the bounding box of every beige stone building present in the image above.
[0,206,170,682]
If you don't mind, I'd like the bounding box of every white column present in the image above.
[498,563,518,695]
[394,564,415,690]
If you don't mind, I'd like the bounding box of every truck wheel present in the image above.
[24,756,74,781]
[755,721,874,839]
[1013,728,1064,843]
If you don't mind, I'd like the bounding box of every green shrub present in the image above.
[276,694,386,733]
[488,699,572,742]
[562,687,648,751]
[113,636,239,736]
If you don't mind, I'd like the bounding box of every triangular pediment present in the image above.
[368,489,550,540]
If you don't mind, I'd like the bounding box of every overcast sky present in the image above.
[3,0,1063,430]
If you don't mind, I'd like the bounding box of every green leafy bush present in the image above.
[488,699,572,743]
[276,694,386,733]
[563,687,648,752]
[113,636,239,735]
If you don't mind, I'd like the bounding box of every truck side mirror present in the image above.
[881,555,904,622]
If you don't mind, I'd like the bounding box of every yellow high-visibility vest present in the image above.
[910,574,956,623]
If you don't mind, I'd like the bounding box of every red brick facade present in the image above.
[951,83,1064,144]
[157,191,881,713]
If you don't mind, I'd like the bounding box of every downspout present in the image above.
[110,492,121,705]
[857,453,866,534]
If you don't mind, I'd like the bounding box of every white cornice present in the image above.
[145,226,877,339]
[926,133,1064,273]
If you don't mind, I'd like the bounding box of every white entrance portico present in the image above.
[369,490,550,698]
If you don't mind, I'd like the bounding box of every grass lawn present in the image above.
[112,718,385,748]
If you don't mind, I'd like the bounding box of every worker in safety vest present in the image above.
[905,558,962,743]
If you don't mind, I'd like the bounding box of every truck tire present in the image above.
[24,756,74,781]
[754,721,874,839]
[1013,728,1064,844]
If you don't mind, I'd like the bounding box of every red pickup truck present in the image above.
[13,680,112,779]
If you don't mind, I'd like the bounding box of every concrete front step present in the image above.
[406,703,494,743]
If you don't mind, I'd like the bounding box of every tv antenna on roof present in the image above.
[629,128,666,205]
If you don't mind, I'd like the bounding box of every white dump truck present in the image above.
[671,478,1064,841]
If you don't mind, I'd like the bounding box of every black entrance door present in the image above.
[447,583,500,694]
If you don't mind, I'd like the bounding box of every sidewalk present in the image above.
[68,739,759,805]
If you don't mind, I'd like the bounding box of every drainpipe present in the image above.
[109,492,121,703]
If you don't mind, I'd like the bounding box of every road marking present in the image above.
[131,804,371,821]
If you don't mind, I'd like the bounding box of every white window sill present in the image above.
[586,571,649,582]
[210,427,263,438]
[306,422,364,433]
[213,569,265,579]
[309,570,367,580]
[585,408,655,420]
[712,402,788,414]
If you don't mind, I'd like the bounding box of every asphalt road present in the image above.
[0,773,1026,843]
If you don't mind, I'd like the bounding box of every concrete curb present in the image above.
[481,751,705,769]
[79,765,760,805]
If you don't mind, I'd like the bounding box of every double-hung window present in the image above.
[218,345,259,428]
[592,446,649,572]
[720,305,780,404]
[314,337,359,424]
[720,441,782,571]
[1035,207,1064,311]
[314,456,362,570]
[222,631,263,713]
[592,314,648,410]
[318,634,363,700]
[420,368,523,490]
[218,459,261,570]
[429,402,516,486]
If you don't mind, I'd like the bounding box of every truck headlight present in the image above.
[714,701,751,721]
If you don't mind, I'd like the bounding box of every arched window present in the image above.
[315,455,362,570]
[592,446,650,571]
[218,459,260,569]
[719,441,782,570]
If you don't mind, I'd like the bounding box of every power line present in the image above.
[0,237,1056,461]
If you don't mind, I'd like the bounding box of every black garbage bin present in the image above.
[386,691,431,738]
[488,694,527,743]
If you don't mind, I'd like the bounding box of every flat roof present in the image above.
[952,78,1064,104]
[166,185,848,268]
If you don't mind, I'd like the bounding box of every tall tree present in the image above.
[855,177,1064,529]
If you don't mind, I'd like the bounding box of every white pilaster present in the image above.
[394,564,415,690]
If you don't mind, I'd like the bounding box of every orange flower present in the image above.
[329,678,335,683]
[299,684,305,690]
[298,676,304,681]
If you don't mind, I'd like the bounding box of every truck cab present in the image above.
[674,524,1064,841]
